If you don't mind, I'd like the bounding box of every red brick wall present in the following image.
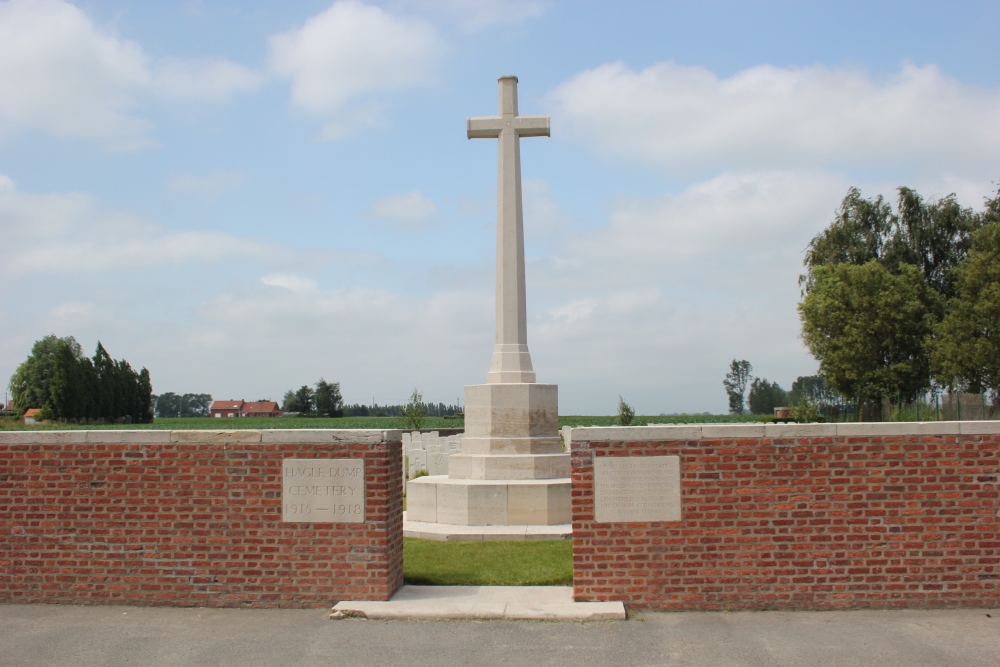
[571,425,999,610]
[0,430,403,608]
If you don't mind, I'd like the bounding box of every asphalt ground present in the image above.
[1,604,997,667]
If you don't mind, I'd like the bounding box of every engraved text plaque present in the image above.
[282,458,365,523]
[594,455,681,523]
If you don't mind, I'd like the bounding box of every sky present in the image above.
[1,0,998,415]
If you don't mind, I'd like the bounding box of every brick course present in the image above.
[0,430,403,608]
[571,424,999,610]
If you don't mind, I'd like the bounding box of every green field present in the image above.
[403,538,572,586]
[0,413,766,431]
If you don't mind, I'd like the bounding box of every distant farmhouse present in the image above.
[209,400,283,418]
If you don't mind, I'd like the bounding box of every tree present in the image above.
[747,378,788,415]
[802,186,982,299]
[9,335,79,415]
[723,360,752,415]
[403,388,426,430]
[616,395,635,426]
[9,336,151,423]
[314,379,344,417]
[153,392,212,418]
[802,187,895,287]
[886,187,981,299]
[931,219,1000,396]
[293,385,314,414]
[798,261,940,414]
[281,389,300,413]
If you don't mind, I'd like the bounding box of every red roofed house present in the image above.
[24,408,42,424]
[210,400,283,418]
[211,400,244,418]
[242,401,283,418]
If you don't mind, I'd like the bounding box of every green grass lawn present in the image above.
[559,413,766,426]
[403,538,573,586]
[0,413,766,431]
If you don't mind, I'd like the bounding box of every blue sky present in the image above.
[1,0,998,414]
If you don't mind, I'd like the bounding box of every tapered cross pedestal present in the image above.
[406,77,569,529]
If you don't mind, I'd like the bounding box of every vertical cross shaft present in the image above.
[467,76,550,383]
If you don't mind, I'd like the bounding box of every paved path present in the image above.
[334,585,624,620]
[2,603,997,667]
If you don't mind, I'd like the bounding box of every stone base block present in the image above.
[461,436,562,455]
[448,452,570,480]
[464,383,558,439]
[406,476,571,526]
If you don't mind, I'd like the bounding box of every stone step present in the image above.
[333,586,625,622]
[406,476,570,525]
[448,452,570,480]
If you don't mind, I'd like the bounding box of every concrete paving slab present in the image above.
[2,604,998,667]
[403,511,571,541]
[333,586,625,621]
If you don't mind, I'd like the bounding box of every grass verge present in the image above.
[0,414,767,431]
[403,537,572,586]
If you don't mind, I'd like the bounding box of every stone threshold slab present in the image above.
[333,586,624,621]
[403,512,571,541]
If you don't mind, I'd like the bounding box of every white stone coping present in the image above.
[567,421,999,445]
[0,429,403,445]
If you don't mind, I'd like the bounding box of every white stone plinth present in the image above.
[406,476,570,526]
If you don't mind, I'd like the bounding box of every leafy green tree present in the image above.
[747,378,788,415]
[403,388,426,430]
[9,336,151,423]
[723,359,752,415]
[314,379,344,417]
[616,395,635,426]
[802,187,895,286]
[294,385,314,414]
[154,392,181,417]
[802,186,982,298]
[153,392,211,418]
[9,335,79,415]
[281,389,300,413]
[181,393,211,417]
[931,219,1000,396]
[798,261,940,414]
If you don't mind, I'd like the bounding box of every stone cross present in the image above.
[467,75,550,384]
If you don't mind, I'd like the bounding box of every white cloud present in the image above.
[0,176,310,274]
[412,0,548,32]
[549,62,1000,175]
[268,0,441,139]
[522,178,571,235]
[0,0,263,149]
[548,298,597,324]
[367,189,437,228]
[168,171,247,198]
[0,0,151,150]
[153,57,263,104]
[261,273,318,293]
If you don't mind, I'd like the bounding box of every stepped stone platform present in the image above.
[402,511,571,541]
[405,383,571,527]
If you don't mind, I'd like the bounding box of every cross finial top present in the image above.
[467,76,550,139]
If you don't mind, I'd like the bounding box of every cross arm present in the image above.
[467,116,504,139]
[513,115,550,137]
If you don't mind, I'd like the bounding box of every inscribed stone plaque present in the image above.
[282,458,365,523]
[594,455,681,523]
